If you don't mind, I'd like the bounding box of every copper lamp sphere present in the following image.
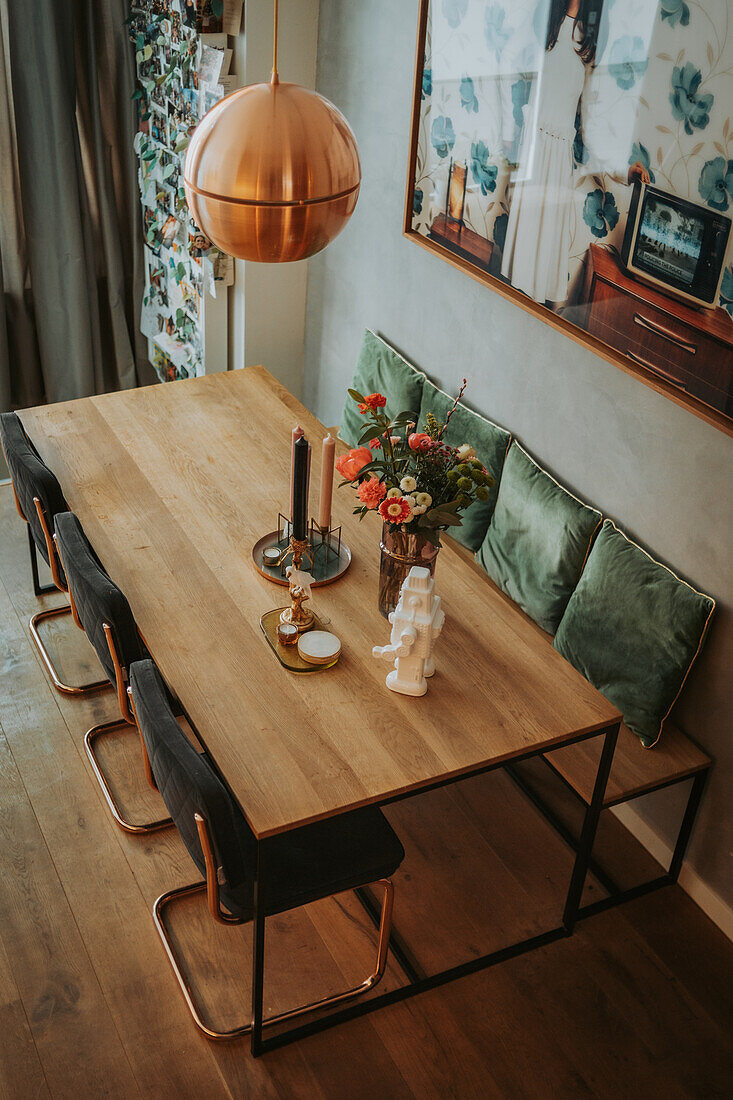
[184,3,360,263]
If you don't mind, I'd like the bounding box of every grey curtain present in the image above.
[0,0,149,412]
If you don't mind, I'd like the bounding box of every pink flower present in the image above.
[357,477,387,509]
[408,432,432,452]
[335,447,372,481]
[378,496,413,524]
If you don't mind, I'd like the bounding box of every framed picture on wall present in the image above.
[404,0,733,435]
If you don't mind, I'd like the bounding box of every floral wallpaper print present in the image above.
[411,0,733,329]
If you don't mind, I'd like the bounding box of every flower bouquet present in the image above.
[336,381,493,615]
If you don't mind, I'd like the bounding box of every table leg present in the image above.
[562,721,619,933]
[250,840,268,1057]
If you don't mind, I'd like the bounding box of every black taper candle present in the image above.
[292,435,309,541]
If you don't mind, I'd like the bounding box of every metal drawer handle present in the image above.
[633,312,697,355]
[627,349,688,391]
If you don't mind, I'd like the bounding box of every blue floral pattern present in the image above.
[422,67,432,100]
[583,189,620,238]
[442,0,468,28]
[698,157,733,210]
[670,63,714,134]
[460,75,478,113]
[484,4,510,61]
[413,187,423,216]
[470,141,498,195]
[609,36,648,90]
[660,0,690,27]
[430,115,455,159]
[511,76,531,129]
[629,142,656,184]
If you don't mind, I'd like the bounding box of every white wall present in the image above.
[229,0,319,398]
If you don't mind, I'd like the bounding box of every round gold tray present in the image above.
[252,531,351,587]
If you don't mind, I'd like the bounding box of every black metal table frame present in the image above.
[248,719,621,1057]
[506,756,711,922]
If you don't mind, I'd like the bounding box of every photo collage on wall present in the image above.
[128,0,243,381]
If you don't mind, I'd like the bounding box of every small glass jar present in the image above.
[277,621,299,646]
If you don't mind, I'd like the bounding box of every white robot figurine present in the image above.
[372,566,445,696]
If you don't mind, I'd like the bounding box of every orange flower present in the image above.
[378,496,413,524]
[357,392,387,414]
[369,437,382,450]
[335,446,372,481]
[357,476,387,509]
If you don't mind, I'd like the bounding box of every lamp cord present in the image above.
[271,0,279,84]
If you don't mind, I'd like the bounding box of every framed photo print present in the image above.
[405,0,733,434]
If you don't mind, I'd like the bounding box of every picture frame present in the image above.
[404,0,733,436]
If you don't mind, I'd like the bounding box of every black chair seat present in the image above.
[130,659,405,921]
[224,804,404,920]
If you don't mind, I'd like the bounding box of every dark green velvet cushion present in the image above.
[340,330,425,448]
[476,443,602,634]
[418,381,511,551]
[554,521,715,748]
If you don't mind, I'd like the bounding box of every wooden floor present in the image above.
[1,484,732,1099]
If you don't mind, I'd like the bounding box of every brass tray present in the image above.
[260,609,340,673]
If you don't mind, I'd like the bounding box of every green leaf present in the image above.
[347,387,366,404]
[131,88,143,100]
[357,426,380,446]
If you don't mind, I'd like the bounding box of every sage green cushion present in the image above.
[419,381,511,551]
[554,521,715,748]
[476,443,602,634]
[340,330,425,448]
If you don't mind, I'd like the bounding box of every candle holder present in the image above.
[252,512,351,587]
[309,518,342,564]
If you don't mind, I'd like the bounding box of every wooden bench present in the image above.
[445,536,713,916]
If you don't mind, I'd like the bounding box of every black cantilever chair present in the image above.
[0,411,108,695]
[54,511,172,835]
[129,657,405,1041]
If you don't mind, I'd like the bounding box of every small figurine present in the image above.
[372,566,444,696]
[280,565,315,633]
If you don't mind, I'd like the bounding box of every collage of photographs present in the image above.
[128,0,242,381]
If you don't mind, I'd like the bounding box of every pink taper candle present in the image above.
[289,425,304,520]
[319,433,336,529]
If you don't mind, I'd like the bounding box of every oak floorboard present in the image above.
[0,725,140,1099]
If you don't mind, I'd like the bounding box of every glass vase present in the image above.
[378,522,440,618]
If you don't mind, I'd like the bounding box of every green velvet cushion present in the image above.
[340,330,425,448]
[418,381,511,551]
[476,443,602,634]
[554,521,715,747]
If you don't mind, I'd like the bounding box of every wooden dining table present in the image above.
[20,366,621,1054]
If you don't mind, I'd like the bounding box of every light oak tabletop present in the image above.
[21,367,620,838]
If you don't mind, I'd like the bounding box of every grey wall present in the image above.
[304,1,733,908]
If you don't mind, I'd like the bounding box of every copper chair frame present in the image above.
[16,493,109,695]
[153,810,395,1041]
[48,531,172,836]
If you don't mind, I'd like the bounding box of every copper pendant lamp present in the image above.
[184,0,361,263]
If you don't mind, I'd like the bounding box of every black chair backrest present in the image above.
[129,659,255,898]
[54,511,145,685]
[0,411,68,566]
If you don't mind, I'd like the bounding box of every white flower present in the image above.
[403,495,417,510]
[456,444,476,462]
[412,504,427,515]
[386,487,402,498]
[400,476,417,493]
[414,492,432,508]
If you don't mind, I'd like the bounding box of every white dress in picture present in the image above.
[501,17,587,305]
